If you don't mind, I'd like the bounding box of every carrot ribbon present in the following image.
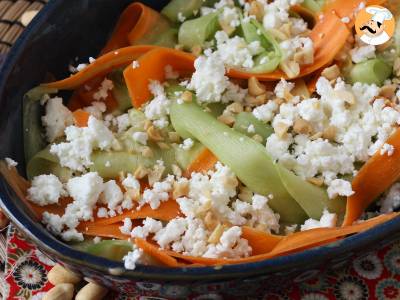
[343,128,400,226]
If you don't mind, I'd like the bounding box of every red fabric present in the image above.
[4,225,400,299]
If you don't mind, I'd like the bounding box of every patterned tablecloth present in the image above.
[1,225,400,300]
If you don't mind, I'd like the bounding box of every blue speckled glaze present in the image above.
[0,0,400,298]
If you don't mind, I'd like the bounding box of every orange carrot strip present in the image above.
[135,238,180,267]
[79,223,129,240]
[101,3,164,54]
[165,213,398,266]
[72,110,90,127]
[241,226,283,255]
[83,199,181,226]
[123,47,195,107]
[271,213,399,255]
[41,46,155,90]
[184,148,218,177]
[343,128,400,226]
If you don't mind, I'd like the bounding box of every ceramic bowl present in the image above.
[1,0,400,298]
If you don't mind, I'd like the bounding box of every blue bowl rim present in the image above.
[0,0,399,281]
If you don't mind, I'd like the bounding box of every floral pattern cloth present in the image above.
[2,225,400,300]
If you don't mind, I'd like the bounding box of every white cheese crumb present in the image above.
[187,51,229,103]
[179,138,194,151]
[97,207,108,218]
[119,218,133,235]
[350,45,376,64]
[327,179,355,199]
[380,143,395,156]
[247,124,255,133]
[93,236,102,244]
[5,157,17,169]
[132,132,148,145]
[300,209,337,231]
[144,80,171,128]
[41,97,74,142]
[93,78,114,101]
[50,116,114,171]
[123,247,143,270]
[380,182,400,213]
[177,12,186,22]
[132,60,140,69]
[27,174,66,206]
[252,101,278,123]
[131,217,163,238]
[99,180,124,210]
[140,175,174,209]
[105,161,111,167]
[116,113,131,133]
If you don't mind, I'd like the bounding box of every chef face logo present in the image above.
[355,5,395,45]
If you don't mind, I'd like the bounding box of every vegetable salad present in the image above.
[2,0,400,269]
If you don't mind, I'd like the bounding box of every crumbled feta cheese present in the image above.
[350,45,376,64]
[123,247,143,270]
[327,179,354,199]
[187,51,229,103]
[300,209,337,231]
[50,116,114,171]
[28,174,66,206]
[5,157,17,169]
[214,31,262,69]
[83,101,106,119]
[97,207,108,218]
[380,182,400,213]
[380,143,395,156]
[60,228,84,242]
[252,101,278,122]
[131,217,163,238]
[99,180,123,210]
[247,124,255,133]
[221,81,247,103]
[116,113,131,133]
[144,80,171,128]
[65,172,104,221]
[93,236,102,244]
[177,12,186,22]
[132,60,140,69]
[179,138,194,151]
[219,6,240,28]
[140,175,174,209]
[132,132,148,145]
[122,173,141,190]
[119,218,133,235]
[41,97,74,142]
[93,78,114,101]
[154,217,187,248]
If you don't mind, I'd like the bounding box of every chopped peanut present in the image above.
[252,134,263,143]
[379,84,397,99]
[248,77,266,96]
[181,90,193,102]
[147,126,164,141]
[134,165,149,179]
[208,224,225,244]
[173,179,189,198]
[307,177,324,186]
[168,131,181,143]
[293,118,313,135]
[141,146,154,158]
[157,142,170,150]
[191,45,202,57]
[204,211,219,231]
[218,114,236,126]
[148,164,166,186]
[248,1,264,21]
[322,125,337,141]
[321,64,340,81]
[275,122,289,138]
[171,164,182,177]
